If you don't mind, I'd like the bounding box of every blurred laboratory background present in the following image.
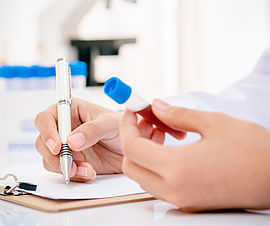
[1,0,270,96]
[0,0,270,162]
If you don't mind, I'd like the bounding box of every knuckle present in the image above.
[34,111,44,128]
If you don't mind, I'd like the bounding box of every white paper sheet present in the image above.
[2,163,145,200]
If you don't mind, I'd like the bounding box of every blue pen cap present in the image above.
[104,77,132,104]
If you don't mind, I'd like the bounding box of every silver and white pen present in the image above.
[56,57,73,184]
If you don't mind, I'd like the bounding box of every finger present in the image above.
[42,158,76,177]
[43,159,57,173]
[70,161,96,182]
[36,135,62,170]
[37,133,97,183]
[67,113,120,152]
[36,135,77,177]
[137,118,165,144]
[152,99,211,134]
[42,157,96,182]
[122,158,168,200]
[120,109,167,175]
[150,128,165,144]
[35,105,61,155]
[137,118,154,139]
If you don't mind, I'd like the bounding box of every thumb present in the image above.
[67,115,119,152]
[152,99,209,134]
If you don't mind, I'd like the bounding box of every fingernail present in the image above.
[76,166,90,178]
[68,133,86,148]
[154,99,170,111]
[46,138,56,154]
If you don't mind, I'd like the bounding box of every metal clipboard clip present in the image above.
[0,174,37,196]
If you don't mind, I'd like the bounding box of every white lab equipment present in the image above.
[0,61,87,92]
[0,61,88,160]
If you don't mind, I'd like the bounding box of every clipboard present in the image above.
[0,193,155,212]
[0,173,155,212]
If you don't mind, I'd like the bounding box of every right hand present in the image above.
[35,97,124,182]
[35,97,165,182]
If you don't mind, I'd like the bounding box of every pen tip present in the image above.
[65,179,69,185]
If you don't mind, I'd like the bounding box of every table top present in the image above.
[1,198,270,226]
[1,152,270,226]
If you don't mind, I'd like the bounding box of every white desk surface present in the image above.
[1,152,270,226]
[1,198,270,226]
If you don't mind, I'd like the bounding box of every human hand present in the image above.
[35,98,124,182]
[120,98,270,211]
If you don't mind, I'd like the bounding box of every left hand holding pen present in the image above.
[120,99,270,212]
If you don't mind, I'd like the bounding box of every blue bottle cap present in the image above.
[14,66,31,78]
[69,61,87,77]
[0,66,15,78]
[104,77,132,104]
[31,66,55,77]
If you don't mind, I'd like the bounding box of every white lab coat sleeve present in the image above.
[164,48,270,146]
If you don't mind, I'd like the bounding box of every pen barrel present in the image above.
[56,57,73,184]
[58,103,73,184]
[56,58,71,102]
[57,103,71,143]
[56,57,72,143]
